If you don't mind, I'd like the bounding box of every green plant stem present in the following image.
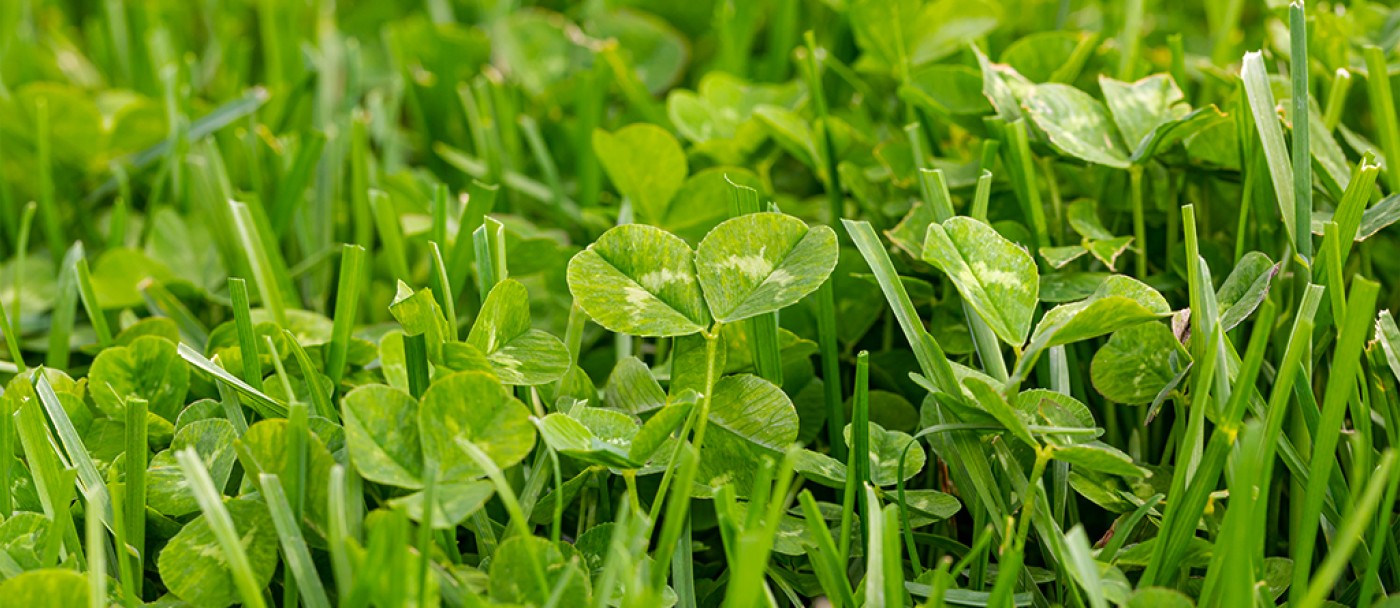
[1130,165,1147,277]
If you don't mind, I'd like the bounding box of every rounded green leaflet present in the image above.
[999,31,1086,83]
[419,370,536,483]
[343,384,425,489]
[963,377,1037,448]
[536,400,693,469]
[850,421,927,486]
[605,356,667,416]
[1015,389,1097,442]
[89,334,190,422]
[589,10,688,95]
[900,489,962,527]
[695,212,838,323]
[1091,322,1190,405]
[388,281,451,361]
[115,316,180,345]
[1023,82,1131,168]
[567,223,710,337]
[235,419,338,529]
[535,408,637,469]
[489,535,592,605]
[1052,441,1145,478]
[1099,74,1191,153]
[90,247,177,309]
[845,390,919,433]
[696,374,799,495]
[1216,251,1278,332]
[789,422,927,488]
[386,480,495,529]
[0,568,89,606]
[922,216,1038,347]
[1126,587,1195,608]
[1027,275,1171,353]
[593,123,687,225]
[0,513,52,569]
[467,279,569,385]
[158,498,280,608]
[147,418,239,517]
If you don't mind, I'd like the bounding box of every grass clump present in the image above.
[2,0,1400,606]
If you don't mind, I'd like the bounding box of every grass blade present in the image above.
[259,473,332,608]
[1289,278,1380,601]
[176,448,268,608]
[326,244,366,390]
[1242,51,1298,254]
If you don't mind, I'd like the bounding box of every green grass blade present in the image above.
[326,244,366,390]
[230,278,265,390]
[85,485,106,608]
[74,258,113,350]
[473,216,507,296]
[230,200,290,327]
[124,396,148,598]
[268,132,326,237]
[178,343,287,418]
[1365,45,1400,190]
[140,279,211,347]
[370,189,410,282]
[0,273,26,372]
[45,242,83,370]
[1242,51,1299,254]
[1290,1,1312,261]
[283,329,334,422]
[843,220,960,397]
[258,473,332,608]
[1290,278,1380,602]
[428,242,457,343]
[446,180,497,304]
[1299,451,1396,608]
[176,448,268,608]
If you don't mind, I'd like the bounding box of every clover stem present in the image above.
[1014,445,1052,551]
[623,470,642,515]
[688,323,724,456]
[645,322,726,530]
[1130,164,1147,278]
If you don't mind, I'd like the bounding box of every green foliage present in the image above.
[2,1,1399,606]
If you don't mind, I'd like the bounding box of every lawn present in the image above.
[0,0,1397,606]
